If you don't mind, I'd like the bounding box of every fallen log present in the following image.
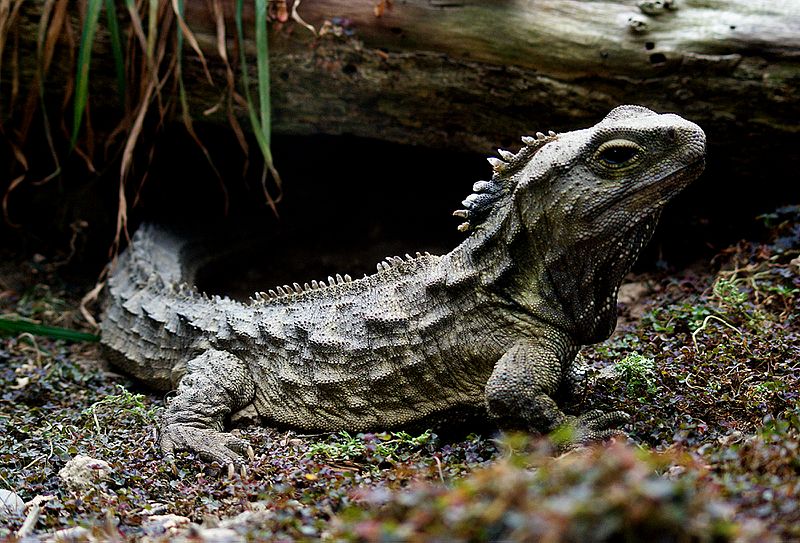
[11,1,796,153]
[4,0,799,242]
[177,0,800,155]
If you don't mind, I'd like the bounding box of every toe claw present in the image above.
[247,446,255,461]
[159,423,253,469]
[227,463,235,478]
[552,409,631,449]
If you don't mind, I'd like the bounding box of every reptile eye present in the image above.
[600,146,637,164]
[595,139,643,169]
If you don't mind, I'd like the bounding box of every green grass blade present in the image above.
[70,0,103,149]
[255,0,270,149]
[104,0,126,106]
[236,0,274,168]
[0,317,100,343]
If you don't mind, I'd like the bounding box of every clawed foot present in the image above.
[550,409,630,449]
[160,424,255,475]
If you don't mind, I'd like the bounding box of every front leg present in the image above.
[485,338,627,445]
[160,349,256,466]
[563,351,590,400]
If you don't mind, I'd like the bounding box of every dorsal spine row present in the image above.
[250,251,433,303]
[453,131,558,232]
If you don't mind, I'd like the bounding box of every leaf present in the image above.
[70,0,103,149]
[146,0,157,61]
[209,0,248,159]
[236,0,281,214]
[125,0,149,57]
[171,0,214,85]
[0,317,100,343]
[104,0,125,106]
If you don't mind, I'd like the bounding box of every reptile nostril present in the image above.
[667,127,677,141]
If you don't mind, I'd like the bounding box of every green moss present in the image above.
[614,352,658,396]
[306,429,435,465]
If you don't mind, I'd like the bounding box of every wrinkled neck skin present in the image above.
[451,179,660,346]
[439,105,706,347]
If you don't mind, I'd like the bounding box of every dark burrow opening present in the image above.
[143,126,798,301]
[3,121,797,300]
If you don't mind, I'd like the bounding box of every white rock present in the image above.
[58,455,112,489]
[0,489,24,517]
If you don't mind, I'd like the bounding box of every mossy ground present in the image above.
[0,208,797,541]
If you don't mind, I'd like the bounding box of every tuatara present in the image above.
[101,105,706,465]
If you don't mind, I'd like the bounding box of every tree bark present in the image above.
[9,1,800,173]
[176,0,800,154]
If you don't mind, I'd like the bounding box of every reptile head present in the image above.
[456,106,705,340]
[507,105,706,341]
[518,105,706,231]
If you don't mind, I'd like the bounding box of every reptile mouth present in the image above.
[674,156,706,177]
[593,157,705,219]
[655,156,705,193]
[629,156,705,203]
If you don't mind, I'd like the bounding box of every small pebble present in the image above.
[0,489,24,518]
[58,455,112,489]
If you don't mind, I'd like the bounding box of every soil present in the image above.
[0,207,798,542]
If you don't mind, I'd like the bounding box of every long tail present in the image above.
[100,224,199,390]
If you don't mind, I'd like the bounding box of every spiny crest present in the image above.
[453,130,558,232]
[375,252,429,272]
[250,274,354,303]
[250,252,431,303]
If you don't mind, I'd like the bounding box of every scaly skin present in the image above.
[101,105,706,466]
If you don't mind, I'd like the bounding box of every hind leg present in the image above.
[160,349,256,467]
